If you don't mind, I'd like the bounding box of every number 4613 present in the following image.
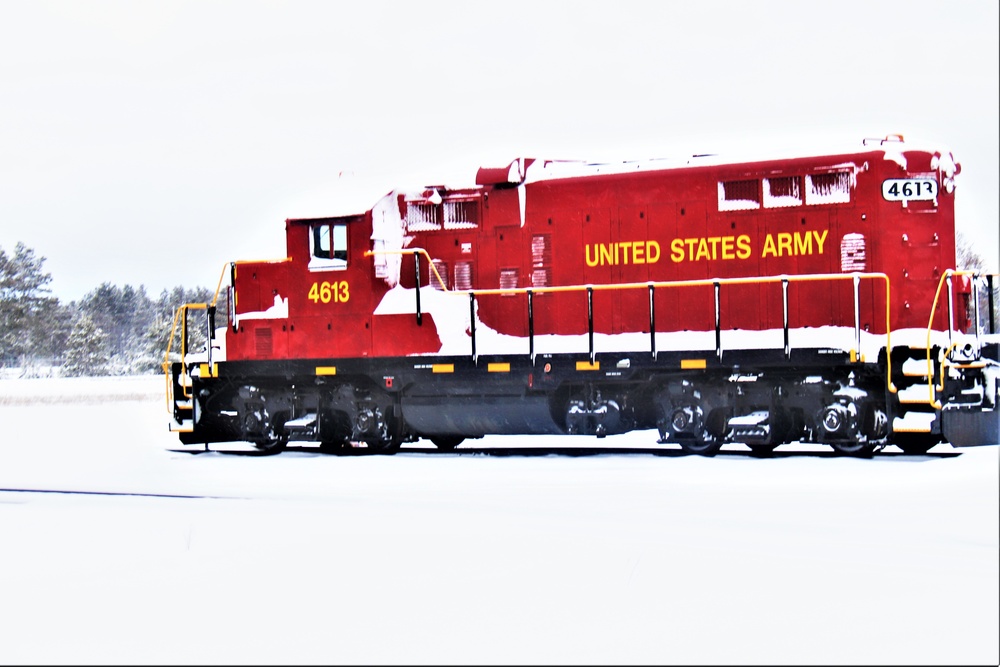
[308,280,350,304]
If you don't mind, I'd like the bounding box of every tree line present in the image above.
[1,242,213,377]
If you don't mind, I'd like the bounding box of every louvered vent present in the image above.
[499,268,519,292]
[255,327,273,356]
[431,260,449,290]
[454,261,473,291]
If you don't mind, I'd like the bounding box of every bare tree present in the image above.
[957,232,998,334]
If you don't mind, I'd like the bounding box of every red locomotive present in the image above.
[166,135,999,455]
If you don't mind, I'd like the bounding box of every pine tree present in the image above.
[147,286,219,369]
[0,242,55,368]
[62,314,111,377]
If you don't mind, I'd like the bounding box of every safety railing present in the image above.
[925,269,999,409]
[162,263,230,416]
[367,248,895,392]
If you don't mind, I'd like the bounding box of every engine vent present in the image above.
[255,327,273,356]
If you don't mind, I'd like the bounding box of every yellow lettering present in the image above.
[813,229,828,254]
[599,244,614,266]
[736,235,751,259]
[794,231,812,255]
[588,240,663,266]
[670,235,754,262]
[721,236,735,260]
[670,239,684,263]
[777,233,793,257]
[308,281,349,304]
[619,241,632,264]
[706,237,721,260]
[647,241,661,264]
[695,238,710,261]
[761,234,777,258]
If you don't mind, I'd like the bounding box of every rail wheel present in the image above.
[366,405,402,454]
[829,439,875,457]
[318,436,351,454]
[253,435,288,455]
[251,412,289,454]
[430,436,465,450]
[893,432,940,455]
[677,436,722,457]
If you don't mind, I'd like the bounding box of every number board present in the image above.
[881,177,938,202]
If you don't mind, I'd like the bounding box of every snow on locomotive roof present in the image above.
[515,135,956,185]
[317,135,956,217]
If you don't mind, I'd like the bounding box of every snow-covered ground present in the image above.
[0,375,997,665]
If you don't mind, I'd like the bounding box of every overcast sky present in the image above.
[1,0,997,303]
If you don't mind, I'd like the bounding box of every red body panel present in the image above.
[225,141,963,362]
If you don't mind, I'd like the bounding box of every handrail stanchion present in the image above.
[853,273,861,359]
[413,251,422,326]
[587,286,595,363]
[181,305,188,361]
[469,291,477,363]
[781,277,790,359]
[973,272,982,356]
[648,283,656,360]
[527,289,535,363]
[206,305,215,369]
[988,274,996,335]
[714,281,722,361]
[946,272,954,351]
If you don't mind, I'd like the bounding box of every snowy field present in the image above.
[0,375,997,665]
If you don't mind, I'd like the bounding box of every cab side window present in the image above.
[309,223,348,271]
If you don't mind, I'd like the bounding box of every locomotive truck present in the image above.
[165,135,999,456]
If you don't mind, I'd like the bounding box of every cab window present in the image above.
[309,223,348,271]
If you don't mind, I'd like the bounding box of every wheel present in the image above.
[253,435,288,455]
[677,437,722,457]
[829,440,875,457]
[252,413,289,454]
[893,433,940,455]
[365,405,402,454]
[430,435,465,450]
[318,436,350,454]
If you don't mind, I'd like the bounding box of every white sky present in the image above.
[1,0,997,303]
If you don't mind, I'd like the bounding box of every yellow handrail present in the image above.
[926,269,1000,409]
[162,263,232,415]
